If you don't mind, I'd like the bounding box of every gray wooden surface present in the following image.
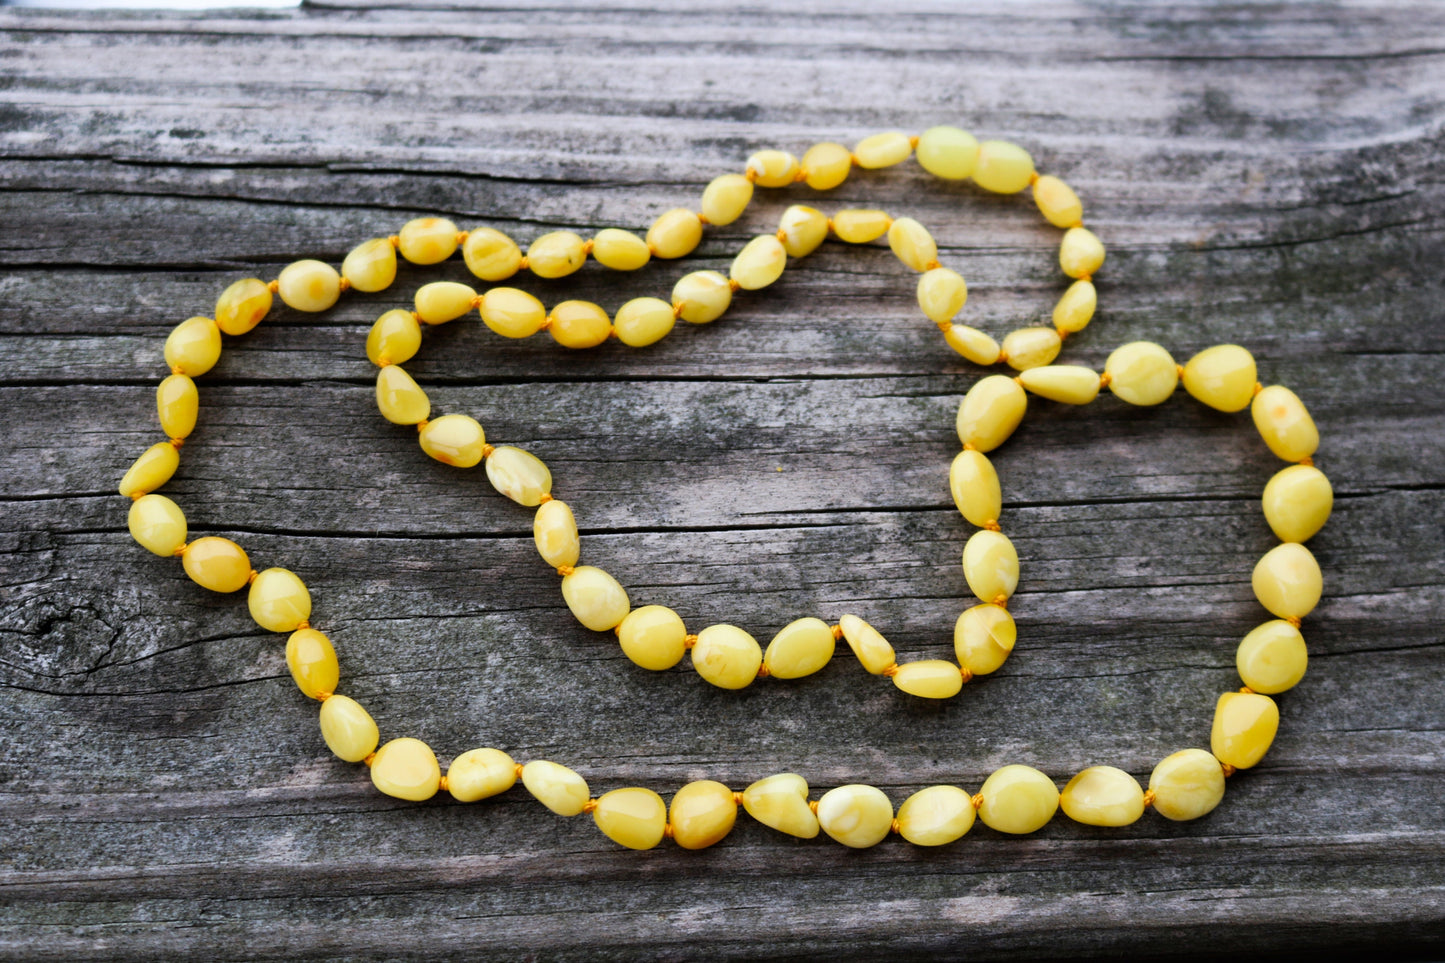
[2,2,1443,959]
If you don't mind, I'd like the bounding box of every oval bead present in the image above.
[548,300,613,350]
[887,216,937,272]
[1252,385,1319,462]
[285,627,338,699]
[128,494,186,556]
[1018,365,1101,405]
[419,414,487,468]
[1182,344,1257,413]
[1148,748,1225,821]
[956,374,1027,452]
[950,448,1001,528]
[248,567,311,633]
[617,605,687,671]
[560,565,630,631]
[214,277,272,336]
[853,130,912,169]
[896,785,976,846]
[156,373,198,439]
[341,237,397,293]
[485,445,551,506]
[1211,691,1280,769]
[1052,279,1097,334]
[972,140,1035,194]
[181,536,251,593]
[276,259,341,313]
[801,141,852,190]
[669,780,738,850]
[730,234,788,291]
[916,125,979,180]
[962,530,1019,604]
[1236,619,1308,694]
[830,209,891,244]
[763,617,835,679]
[646,208,703,259]
[533,498,580,570]
[164,316,222,377]
[590,228,651,271]
[1252,542,1323,619]
[700,173,754,226]
[1001,326,1061,370]
[741,773,818,838]
[318,694,378,763]
[1033,175,1083,228]
[447,747,517,802]
[521,760,590,816]
[837,613,896,675]
[1059,226,1105,279]
[462,227,522,281]
[375,365,430,425]
[692,623,762,690]
[978,765,1058,834]
[118,442,180,499]
[943,325,1002,365]
[778,205,829,258]
[479,287,547,339]
[525,230,587,279]
[1105,341,1178,406]
[917,268,968,324]
[892,660,964,699]
[414,280,477,325]
[672,270,733,324]
[612,297,675,347]
[593,787,667,850]
[1059,766,1145,827]
[366,309,422,367]
[817,784,894,848]
[745,149,799,188]
[954,603,1016,676]
[370,738,441,801]
[397,217,458,265]
[1262,465,1333,543]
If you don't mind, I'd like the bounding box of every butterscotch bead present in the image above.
[972,141,1035,194]
[371,737,442,801]
[182,536,251,593]
[397,217,459,265]
[617,605,687,671]
[831,209,891,243]
[837,613,896,675]
[1252,385,1319,462]
[887,217,937,272]
[956,374,1027,452]
[341,237,398,293]
[1052,279,1097,334]
[156,373,198,439]
[1148,749,1225,821]
[741,772,819,838]
[375,365,430,425]
[763,617,835,679]
[548,300,612,349]
[560,565,630,631]
[816,784,894,848]
[285,627,338,700]
[1017,365,1102,405]
[414,281,478,325]
[480,288,548,340]
[1262,465,1333,543]
[462,227,523,281]
[800,142,852,190]
[1211,691,1280,769]
[669,780,738,850]
[214,278,273,336]
[745,149,799,188]
[164,316,221,377]
[118,442,180,499]
[593,787,668,850]
[953,603,1016,676]
[319,694,378,763]
[892,660,965,699]
[700,173,754,226]
[527,231,588,279]
[419,414,487,468]
[730,234,787,290]
[1252,542,1322,619]
[365,309,422,367]
[950,448,1001,528]
[962,530,1019,604]
[590,228,652,271]
[917,268,968,324]
[778,205,829,258]
[533,498,580,570]
[672,270,733,324]
[276,259,341,313]
[128,493,186,557]
[916,126,979,181]
[1000,326,1062,371]
[943,325,1001,365]
[1059,766,1145,827]
[1059,227,1105,280]
[486,445,552,506]
[248,567,311,633]
[977,765,1058,834]
[853,130,913,169]
[1182,344,1257,413]
[1236,619,1308,694]
[691,624,762,690]
[521,760,590,816]
[612,297,675,347]
[1105,342,1178,406]
[1033,175,1083,228]
[896,785,975,845]
[646,208,703,259]
[447,747,517,802]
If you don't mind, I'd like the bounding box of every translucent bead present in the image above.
[319,694,378,763]
[462,227,523,281]
[533,498,580,570]
[778,205,829,258]
[419,414,487,468]
[248,567,311,633]
[128,493,186,556]
[672,270,733,324]
[700,173,754,226]
[164,316,221,377]
[1105,341,1177,406]
[1236,619,1308,694]
[1052,279,1097,334]
[447,747,517,802]
[527,230,588,279]
[414,281,477,325]
[837,613,896,674]
[366,309,422,367]
[917,268,967,324]
[801,142,852,190]
[591,228,651,271]
[962,530,1019,604]
[972,141,1035,194]
[1182,344,1257,413]
[943,325,1001,365]
[561,565,630,631]
[397,217,458,265]
[479,287,547,339]
[617,605,687,671]
[817,784,894,848]
[763,617,835,679]
[214,277,272,336]
[1252,542,1322,619]
[853,130,912,169]
[341,237,397,293]
[276,259,341,313]
[285,627,337,699]
[954,603,1016,675]
[646,208,703,259]
[916,125,979,181]
[950,448,1001,528]
[521,760,590,816]
[1211,691,1279,769]
[1059,227,1105,280]
[485,445,551,506]
[1252,385,1319,462]
[745,149,799,188]
[831,209,891,243]
[593,787,667,850]
[1001,327,1061,370]
[118,442,179,499]
[741,773,819,838]
[887,217,937,272]
[956,374,1027,452]
[977,764,1058,834]
[1059,766,1145,827]
[548,300,612,349]
[1148,748,1224,821]
[1262,465,1333,543]
[1017,365,1101,405]
[375,365,430,425]
[181,536,251,593]
[157,373,198,439]
[1033,175,1083,228]
[730,235,787,290]
[612,297,674,347]
[669,780,738,850]
[892,660,964,699]
[692,624,762,690]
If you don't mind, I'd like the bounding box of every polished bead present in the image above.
[917,268,968,324]
[887,216,937,272]
[1211,691,1280,769]
[745,149,799,188]
[801,142,852,190]
[118,442,179,499]
[592,787,667,850]
[548,300,613,349]
[853,130,912,169]
[341,237,398,293]
[896,785,975,845]
[1001,326,1061,370]
[214,277,272,336]
[1182,344,1257,413]
[479,287,547,339]
[672,270,733,324]
[669,780,738,850]
[1236,619,1308,694]
[1262,465,1333,543]
[950,448,1001,528]
[591,228,651,271]
[485,446,552,506]
[533,498,580,570]
[1105,341,1177,406]
[778,205,829,258]
[741,773,819,838]
[527,230,588,279]
[414,280,477,325]
[397,217,459,265]
[1018,365,1101,405]
[164,316,221,377]
[521,760,590,816]
[763,617,835,679]
[943,325,1002,365]
[182,536,251,593]
[892,660,964,699]
[1148,748,1225,821]
[276,259,341,313]
[978,765,1058,834]
[447,747,517,802]
[617,605,687,671]
[646,208,704,259]
[612,297,675,347]
[285,627,337,699]
[462,227,523,281]
[954,603,1016,675]
[962,530,1019,604]
[692,624,762,690]
[1033,175,1083,228]
[561,565,630,631]
[366,309,422,367]
[318,694,378,763]
[1059,226,1105,279]
[700,173,754,226]
[837,613,896,674]
[375,365,430,425]
[248,567,311,633]
[1060,766,1145,827]
[830,209,891,243]
[419,414,487,468]
[730,235,787,291]
[1252,542,1322,619]
[1052,279,1097,334]
[916,125,980,181]
[128,494,186,556]
[817,784,894,848]
[157,373,199,439]
[972,141,1035,194]
[956,374,1027,452]
[1252,385,1319,462]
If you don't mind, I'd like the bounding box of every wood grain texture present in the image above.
[2,1,1444,959]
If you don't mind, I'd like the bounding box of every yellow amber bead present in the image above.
[672,270,733,324]
[397,217,458,265]
[1052,279,1097,334]
[972,141,1035,194]
[1001,326,1062,370]
[248,567,311,633]
[370,738,440,801]
[419,414,487,468]
[590,228,651,271]
[892,660,964,699]
[778,205,829,258]
[1252,542,1322,619]
[613,297,674,348]
[181,536,251,593]
[1236,619,1308,694]
[978,765,1058,834]
[1211,691,1280,769]
[831,209,891,243]
[157,373,198,439]
[164,316,221,377]
[700,173,754,226]
[276,259,341,313]
[617,605,687,671]
[801,142,852,190]
[1149,748,1225,821]
[730,234,787,290]
[817,784,894,848]
[896,785,975,845]
[128,494,186,556]
[1059,227,1105,280]
[414,281,477,325]
[533,498,580,570]
[692,624,762,690]
[853,130,912,169]
[741,773,819,838]
[548,300,612,349]
[318,694,378,763]
[1262,465,1333,543]
[962,530,1019,604]
[954,603,1016,676]
[214,277,272,336]
[763,617,835,679]
[887,217,937,272]
[521,760,590,816]
[480,287,547,340]
[375,365,430,425]
[1182,344,1257,413]
[950,448,1001,528]
[593,787,667,850]
[956,374,1027,452]
[366,309,422,367]
[118,442,179,499]
[1105,341,1177,406]
[285,627,337,699]
[1018,365,1101,405]
[527,231,587,279]
[943,325,1001,365]
[485,445,551,506]
[916,125,979,181]
[669,780,738,850]
[341,237,397,293]
[646,208,703,259]
[837,613,896,675]
[462,227,522,281]
[1033,175,1083,228]
[745,149,799,188]
[1252,385,1319,462]
[917,268,968,324]
[1059,766,1145,827]
[447,747,517,802]
[561,565,630,631]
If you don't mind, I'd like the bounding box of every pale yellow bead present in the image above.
[972,140,1035,194]
[1252,542,1322,619]
[896,785,975,845]
[248,567,311,633]
[962,530,1019,604]
[613,297,675,348]
[1001,326,1061,371]
[745,149,799,188]
[917,268,968,324]
[414,281,477,325]
[887,217,937,272]
[1252,385,1319,462]
[956,374,1027,452]
[831,209,891,244]
[527,231,588,279]
[778,205,829,258]
[370,737,441,801]
[1182,344,1257,413]
[214,277,272,336]
[1033,175,1083,228]
[485,445,552,506]
[462,227,523,281]
[533,498,580,570]
[397,217,458,265]
[548,300,612,349]
[479,287,547,339]
[157,373,198,439]
[1018,365,1101,405]
[318,694,378,763]
[181,536,251,593]
[1059,227,1105,280]
[892,660,964,699]
[763,617,835,679]
[916,126,979,181]
[521,760,590,816]
[447,747,517,802]
[375,365,430,425]
[730,232,788,290]
[672,270,733,324]
[118,442,179,499]
[560,565,630,631]
[801,142,852,190]
[1052,279,1097,334]
[1105,341,1178,406]
[593,787,667,850]
[817,784,894,848]
[692,623,762,690]
[366,309,422,367]
[943,325,1001,365]
[837,613,896,674]
[854,130,912,169]
[276,259,341,313]
[617,605,687,671]
[646,208,703,259]
[741,772,819,838]
[419,414,487,468]
[285,627,337,699]
[954,603,1016,675]
[1211,691,1279,769]
[1236,619,1308,694]
[669,780,738,850]
[341,237,398,293]
[700,173,754,226]
[978,765,1058,834]
[164,316,221,377]
[1059,766,1145,827]
[1262,465,1333,543]
[950,448,1001,528]
[590,228,651,271]
[1148,748,1224,821]
[128,493,186,556]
